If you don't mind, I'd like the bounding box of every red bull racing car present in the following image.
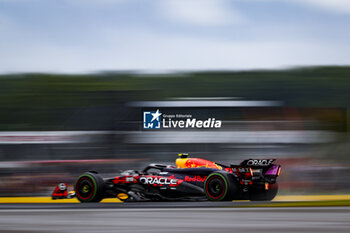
[52,154,281,202]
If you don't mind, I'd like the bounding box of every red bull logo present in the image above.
[184,176,207,182]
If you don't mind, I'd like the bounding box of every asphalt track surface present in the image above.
[0,203,349,233]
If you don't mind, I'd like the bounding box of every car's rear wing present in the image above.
[240,159,276,167]
[232,159,281,177]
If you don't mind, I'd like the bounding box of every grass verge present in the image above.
[244,200,350,208]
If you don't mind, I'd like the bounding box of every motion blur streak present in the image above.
[128,100,282,107]
[0,207,349,233]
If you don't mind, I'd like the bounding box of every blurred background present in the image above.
[0,0,350,197]
[0,68,350,197]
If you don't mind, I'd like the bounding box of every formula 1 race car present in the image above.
[52,154,281,202]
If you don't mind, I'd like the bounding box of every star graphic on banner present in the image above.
[151,109,162,122]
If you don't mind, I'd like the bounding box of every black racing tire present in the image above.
[249,183,278,201]
[75,172,104,203]
[204,171,238,201]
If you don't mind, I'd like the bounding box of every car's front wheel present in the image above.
[75,172,104,203]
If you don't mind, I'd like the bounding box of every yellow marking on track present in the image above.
[100,198,123,203]
[273,195,350,202]
[0,197,122,203]
[0,195,349,203]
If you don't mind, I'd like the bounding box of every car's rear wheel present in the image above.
[249,183,278,201]
[204,172,238,201]
[75,172,104,203]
